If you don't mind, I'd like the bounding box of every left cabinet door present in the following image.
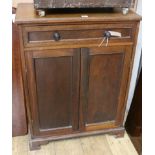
[25,49,80,137]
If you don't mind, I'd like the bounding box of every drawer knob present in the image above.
[53,32,61,41]
[104,31,111,38]
[99,31,122,47]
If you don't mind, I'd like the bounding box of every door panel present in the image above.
[26,49,80,137]
[87,53,124,124]
[35,57,72,129]
[80,46,132,131]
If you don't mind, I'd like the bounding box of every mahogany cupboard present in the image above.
[15,3,141,150]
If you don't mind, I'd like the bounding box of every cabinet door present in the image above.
[26,49,80,137]
[80,46,132,131]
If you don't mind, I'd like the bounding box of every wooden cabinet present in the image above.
[16,3,141,150]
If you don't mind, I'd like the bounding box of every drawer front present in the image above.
[23,24,134,48]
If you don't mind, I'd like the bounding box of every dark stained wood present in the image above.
[29,127,125,150]
[35,57,73,129]
[28,27,132,42]
[80,46,132,132]
[22,24,134,51]
[79,48,89,131]
[130,135,142,154]
[12,12,27,136]
[15,3,141,150]
[126,69,142,136]
[15,3,141,24]
[34,0,132,9]
[87,50,124,124]
[24,24,133,49]
[25,49,80,137]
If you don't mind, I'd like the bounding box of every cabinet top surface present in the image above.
[15,3,141,24]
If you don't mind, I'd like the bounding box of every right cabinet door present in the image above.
[80,46,133,132]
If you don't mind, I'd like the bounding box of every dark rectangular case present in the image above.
[34,0,132,9]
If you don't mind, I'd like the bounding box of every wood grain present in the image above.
[12,132,138,155]
[16,3,141,150]
[12,16,27,137]
[87,52,124,124]
[79,46,133,132]
[24,24,133,49]
[25,49,80,137]
[15,3,141,24]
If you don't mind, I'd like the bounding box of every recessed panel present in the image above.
[86,53,124,124]
[34,56,72,129]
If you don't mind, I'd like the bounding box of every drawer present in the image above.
[23,24,134,48]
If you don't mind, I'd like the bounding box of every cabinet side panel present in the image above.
[12,22,27,136]
[87,53,124,124]
[34,57,72,129]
